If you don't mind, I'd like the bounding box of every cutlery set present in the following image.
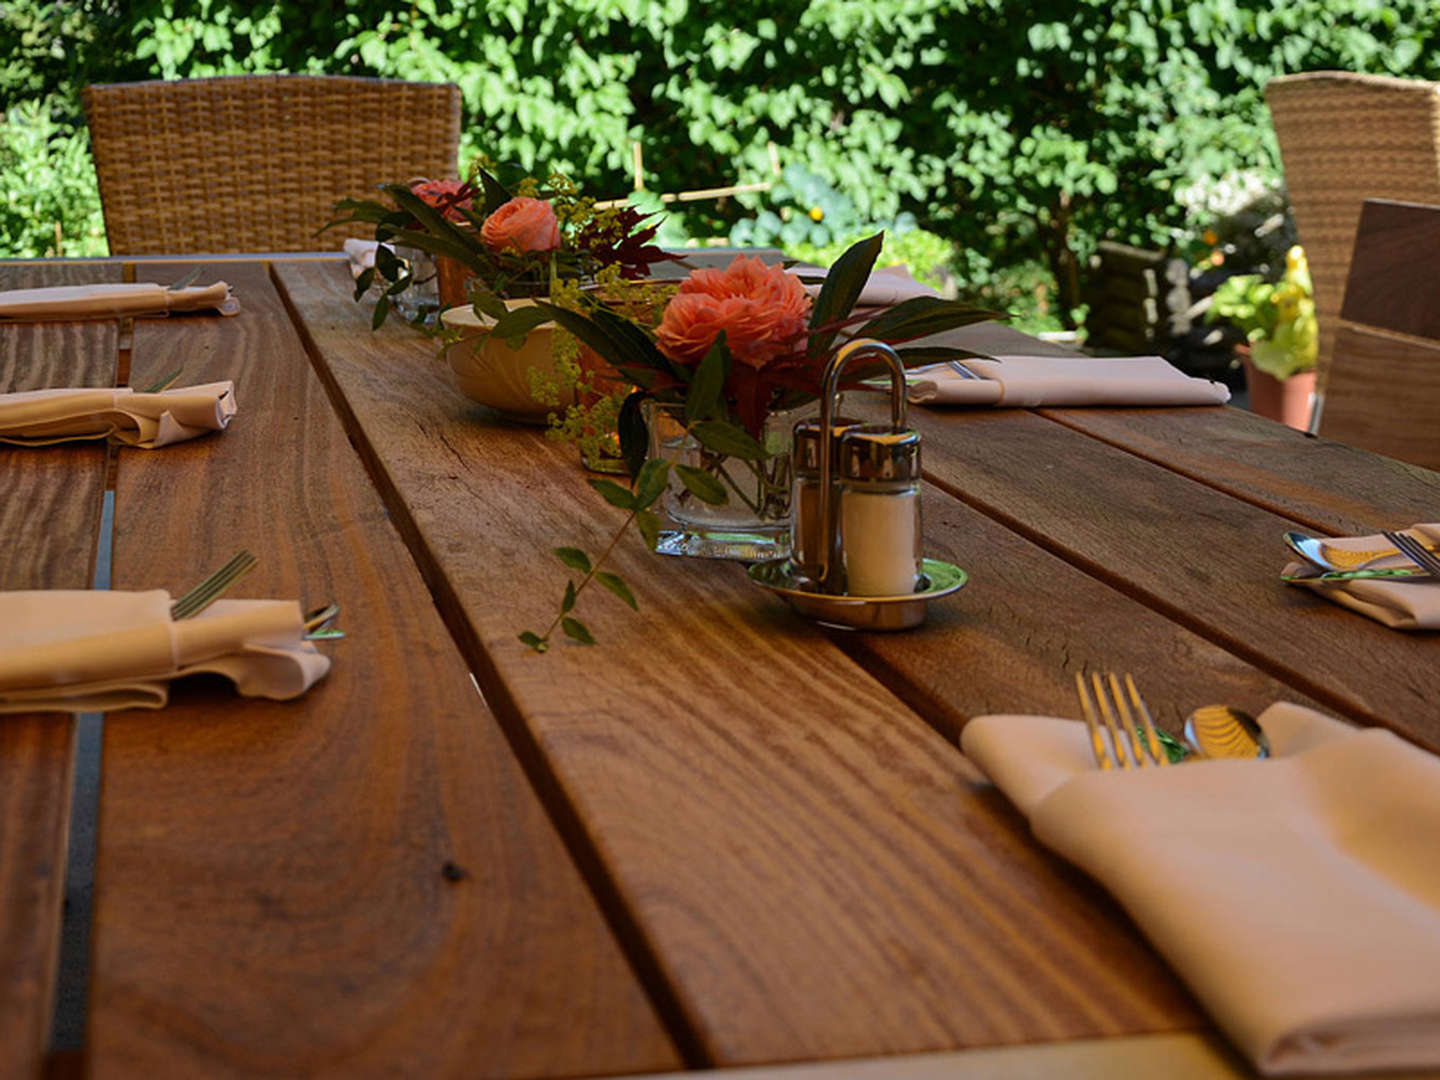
[170,552,343,640]
[1282,528,1440,581]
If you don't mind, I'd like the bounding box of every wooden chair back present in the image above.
[1320,199,1440,470]
[1265,72,1440,395]
[84,75,461,254]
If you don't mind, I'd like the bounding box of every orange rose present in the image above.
[655,256,811,370]
[481,197,562,253]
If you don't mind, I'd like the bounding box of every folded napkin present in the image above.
[0,282,239,321]
[789,263,939,306]
[962,703,1440,1075]
[0,381,237,449]
[344,238,400,280]
[909,354,1231,407]
[0,590,330,714]
[1284,524,1440,630]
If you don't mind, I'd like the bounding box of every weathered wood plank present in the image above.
[89,263,679,1078]
[0,262,120,1080]
[896,402,1440,747]
[836,483,1322,742]
[274,260,1204,1068]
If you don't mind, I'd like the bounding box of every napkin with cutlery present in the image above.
[788,263,940,306]
[0,282,239,321]
[0,381,237,448]
[962,702,1440,1075]
[0,590,330,714]
[1283,524,1440,630]
[908,354,1232,407]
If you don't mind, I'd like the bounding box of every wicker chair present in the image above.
[84,75,462,255]
[1265,72,1440,396]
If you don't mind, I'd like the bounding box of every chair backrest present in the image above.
[1320,198,1440,471]
[84,75,461,255]
[1265,72,1440,396]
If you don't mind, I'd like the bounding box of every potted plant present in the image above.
[1207,245,1318,430]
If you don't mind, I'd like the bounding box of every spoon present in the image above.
[1183,704,1271,759]
[1283,531,1346,574]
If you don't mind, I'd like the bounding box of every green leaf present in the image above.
[491,303,551,346]
[618,391,649,480]
[475,166,512,215]
[554,546,591,574]
[518,630,548,652]
[595,571,638,610]
[809,232,884,358]
[561,616,596,645]
[854,297,1007,344]
[374,243,402,281]
[692,420,766,460]
[386,184,482,267]
[562,580,577,613]
[466,276,509,321]
[371,294,390,330]
[384,273,414,297]
[634,457,670,509]
[589,478,637,511]
[353,267,375,301]
[636,509,662,550]
[533,302,663,386]
[685,333,729,422]
[675,464,728,505]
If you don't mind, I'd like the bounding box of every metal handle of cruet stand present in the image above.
[815,339,908,593]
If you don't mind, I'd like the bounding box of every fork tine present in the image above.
[1108,672,1150,765]
[1124,673,1170,766]
[1387,530,1440,577]
[1074,672,1113,770]
[1091,673,1133,769]
[170,550,257,620]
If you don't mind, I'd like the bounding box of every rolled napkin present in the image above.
[0,590,331,713]
[1284,524,1440,630]
[0,381,237,449]
[789,263,940,306]
[344,237,381,279]
[962,702,1440,1075]
[0,282,239,321]
[909,354,1231,407]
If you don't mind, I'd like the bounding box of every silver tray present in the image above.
[748,557,968,631]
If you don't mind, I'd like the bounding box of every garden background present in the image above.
[4,0,1439,334]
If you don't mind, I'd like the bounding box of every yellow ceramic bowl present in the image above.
[440,299,574,424]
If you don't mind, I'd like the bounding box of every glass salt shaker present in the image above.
[836,424,922,596]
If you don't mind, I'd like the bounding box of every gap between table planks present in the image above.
[84,262,679,1078]
[0,262,121,1080]
[274,259,1207,1068]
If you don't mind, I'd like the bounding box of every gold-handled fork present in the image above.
[169,550,257,620]
[1073,672,1170,770]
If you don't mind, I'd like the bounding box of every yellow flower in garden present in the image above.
[809,206,824,222]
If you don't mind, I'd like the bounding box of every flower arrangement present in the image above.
[1207,245,1318,380]
[329,166,678,325]
[512,233,1002,651]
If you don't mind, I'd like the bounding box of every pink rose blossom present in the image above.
[481,197,562,253]
[655,256,812,370]
[410,178,473,222]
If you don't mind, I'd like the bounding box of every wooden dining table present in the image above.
[3,255,1439,1080]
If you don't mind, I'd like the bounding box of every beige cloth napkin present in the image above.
[909,354,1231,407]
[962,703,1440,1075]
[0,282,239,321]
[0,590,330,713]
[790,263,939,306]
[1284,524,1440,630]
[0,381,237,448]
[344,238,383,279]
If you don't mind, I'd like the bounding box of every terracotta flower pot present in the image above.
[1241,351,1315,432]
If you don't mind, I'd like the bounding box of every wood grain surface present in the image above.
[0,262,120,1080]
[897,403,1440,746]
[275,260,1204,1068]
[86,263,678,1077]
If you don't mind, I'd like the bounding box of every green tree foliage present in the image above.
[6,0,1440,319]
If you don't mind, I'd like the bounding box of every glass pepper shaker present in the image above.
[836,424,922,596]
[790,416,859,584]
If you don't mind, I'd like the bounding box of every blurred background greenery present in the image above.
[6,0,1440,335]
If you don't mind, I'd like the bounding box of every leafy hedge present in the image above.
[6,0,1440,323]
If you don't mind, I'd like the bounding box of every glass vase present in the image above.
[392,245,440,325]
[644,402,793,561]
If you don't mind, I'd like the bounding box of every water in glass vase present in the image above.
[645,402,795,561]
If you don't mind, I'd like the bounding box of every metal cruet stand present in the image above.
[748,339,968,630]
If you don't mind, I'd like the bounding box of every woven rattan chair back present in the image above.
[1266,72,1440,396]
[84,75,461,255]
[1320,199,1440,470]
